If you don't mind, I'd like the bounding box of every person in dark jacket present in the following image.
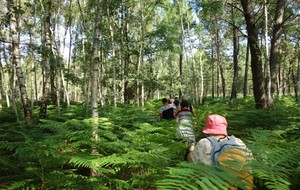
[160,98,176,120]
[174,97,179,108]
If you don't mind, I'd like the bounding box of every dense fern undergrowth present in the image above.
[0,97,299,190]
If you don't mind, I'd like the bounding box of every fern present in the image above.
[5,181,28,190]
[248,130,300,190]
[156,162,241,190]
[1,98,299,189]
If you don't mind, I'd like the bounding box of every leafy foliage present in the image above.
[0,97,299,189]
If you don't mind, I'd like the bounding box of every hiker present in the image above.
[187,114,253,190]
[160,98,176,120]
[168,98,174,105]
[175,100,196,145]
[179,96,195,117]
[174,97,180,108]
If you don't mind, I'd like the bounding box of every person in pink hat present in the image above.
[187,114,251,165]
[186,114,253,189]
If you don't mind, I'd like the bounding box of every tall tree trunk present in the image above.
[230,4,238,101]
[107,3,117,107]
[269,0,285,107]
[60,70,69,107]
[243,42,250,98]
[292,53,300,102]
[90,0,102,176]
[54,2,61,111]
[264,0,272,106]
[2,42,11,109]
[240,0,267,108]
[8,0,32,123]
[216,30,226,99]
[31,0,38,104]
[177,0,185,98]
[65,0,72,108]
[124,6,131,103]
[8,65,19,121]
[141,81,144,107]
[179,53,183,98]
[99,51,105,107]
[136,2,145,106]
[120,3,125,104]
[39,0,53,118]
[199,51,204,104]
[186,9,197,104]
[211,44,215,98]
[28,17,36,110]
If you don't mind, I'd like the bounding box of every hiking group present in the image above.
[160,96,196,144]
[160,97,253,190]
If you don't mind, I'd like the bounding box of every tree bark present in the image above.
[264,0,271,105]
[28,7,37,110]
[230,4,238,101]
[65,0,72,108]
[269,0,285,107]
[240,0,267,108]
[243,42,250,98]
[90,0,102,176]
[292,53,300,102]
[107,3,117,107]
[179,53,183,98]
[8,0,32,123]
[39,0,53,118]
[199,52,204,105]
[177,0,185,98]
[8,64,18,121]
[136,2,145,107]
[2,42,11,109]
[211,45,215,98]
[216,30,226,99]
[120,3,125,104]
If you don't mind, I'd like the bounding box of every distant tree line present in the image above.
[0,0,299,123]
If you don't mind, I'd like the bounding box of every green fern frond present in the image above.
[5,181,27,190]
[156,162,244,190]
[69,156,94,168]
[251,148,300,190]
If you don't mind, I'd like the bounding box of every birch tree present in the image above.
[39,0,53,118]
[90,0,102,176]
[8,0,32,123]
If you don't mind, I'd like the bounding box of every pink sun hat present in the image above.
[203,114,228,136]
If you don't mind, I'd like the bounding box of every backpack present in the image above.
[162,107,175,120]
[207,135,253,190]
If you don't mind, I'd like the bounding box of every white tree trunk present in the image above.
[90,1,102,177]
[9,0,32,123]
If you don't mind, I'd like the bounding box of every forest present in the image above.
[0,0,300,189]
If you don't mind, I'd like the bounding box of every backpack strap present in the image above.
[207,136,220,164]
[207,135,237,164]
